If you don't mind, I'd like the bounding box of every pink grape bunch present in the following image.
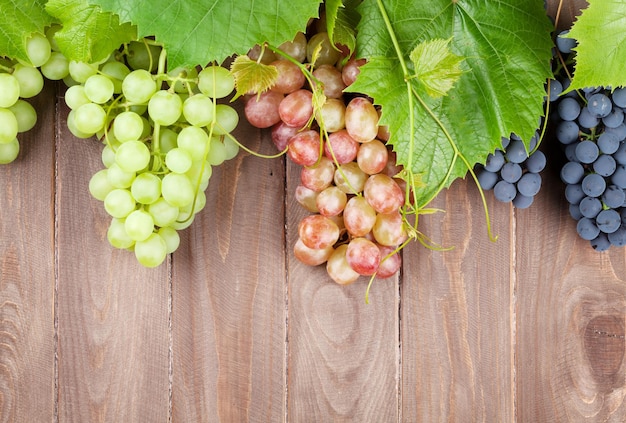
[241,27,407,285]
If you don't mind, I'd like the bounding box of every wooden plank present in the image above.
[171,124,287,422]
[401,179,515,421]
[0,84,56,422]
[55,98,170,422]
[285,160,400,421]
[515,170,626,422]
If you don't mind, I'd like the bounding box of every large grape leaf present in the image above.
[88,0,322,69]
[0,0,56,63]
[349,0,554,206]
[566,0,626,90]
[46,0,136,64]
[325,0,361,54]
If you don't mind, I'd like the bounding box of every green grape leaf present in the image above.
[46,0,136,64]
[88,0,322,69]
[409,38,464,99]
[566,0,626,90]
[325,0,361,55]
[348,0,553,206]
[230,55,279,99]
[0,0,56,63]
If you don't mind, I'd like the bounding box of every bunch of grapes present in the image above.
[0,28,70,164]
[551,31,626,251]
[242,27,406,285]
[475,132,547,209]
[65,39,240,266]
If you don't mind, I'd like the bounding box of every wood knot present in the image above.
[583,315,625,383]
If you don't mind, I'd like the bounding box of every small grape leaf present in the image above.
[409,38,464,98]
[325,0,361,55]
[88,0,322,69]
[0,0,56,63]
[46,0,136,64]
[230,55,279,99]
[348,0,553,206]
[566,0,626,90]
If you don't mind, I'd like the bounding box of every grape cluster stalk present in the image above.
[242,24,408,286]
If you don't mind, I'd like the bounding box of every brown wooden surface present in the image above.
[2,3,626,422]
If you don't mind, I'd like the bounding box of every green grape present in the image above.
[100,61,130,94]
[124,209,155,242]
[186,161,212,191]
[182,94,214,127]
[107,218,135,249]
[158,127,178,153]
[122,69,157,104]
[157,226,180,254]
[40,52,70,80]
[148,197,179,227]
[101,142,119,168]
[64,85,90,110]
[130,172,161,205]
[115,140,151,173]
[167,66,198,93]
[0,73,20,108]
[104,188,136,218]
[106,162,135,189]
[148,90,182,126]
[45,24,62,52]
[113,111,144,142]
[161,173,195,207]
[68,60,98,83]
[0,138,19,164]
[207,137,227,165]
[222,136,240,160]
[212,104,238,135]
[73,103,106,134]
[176,125,210,160]
[126,40,162,72]
[89,169,114,201]
[0,108,19,144]
[9,100,37,132]
[171,214,195,230]
[84,74,115,104]
[306,32,341,67]
[165,147,193,174]
[12,64,44,98]
[197,65,235,99]
[134,232,167,268]
[66,110,93,139]
[25,32,51,67]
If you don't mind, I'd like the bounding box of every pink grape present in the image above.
[324,129,358,164]
[312,64,346,99]
[372,211,408,246]
[363,173,404,214]
[294,237,334,266]
[357,139,388,174]
[345,97,379,143]
[316,186,347,217]
[334,162,368,194]
[300,155,335,192]
[287,130,321,166]
[346,237,381,276]
[315,98,346,133]
[342,196,377,237]
[294,185,319,213]
[376,244,402,279]
[298,214,340,250]
[270,59,305,94]
[341,58,366,87]
[244,90,284,128]
[279,89,313,128]
[326,244,360,285]
[271,121,299,151]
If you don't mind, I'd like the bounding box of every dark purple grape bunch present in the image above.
[552,31,626,251]
[475,133,547,209]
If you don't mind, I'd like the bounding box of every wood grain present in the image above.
[285,160,400,422]
[171,121,287,422]
[401,179,515,422]
[546,0,589,30]
[0,84,56,423]
[515,169,626,422]
[55,98,170,422]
